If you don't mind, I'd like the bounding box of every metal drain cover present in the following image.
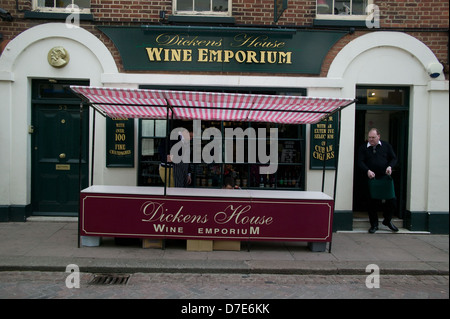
[89,274,130,285]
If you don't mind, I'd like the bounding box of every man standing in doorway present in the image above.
[358,128,399,233]
[159,123,192,188]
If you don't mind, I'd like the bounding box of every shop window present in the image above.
[316,0,370,19]
[138,88,307,191]
[174,0,231,16]
[356,88,408,106]
[32,0,91,13]
[140,120,167,187]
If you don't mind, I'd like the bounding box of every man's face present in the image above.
[368,130,380,147]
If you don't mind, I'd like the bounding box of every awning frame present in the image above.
[69,86,355,125]
[69,85,356,252]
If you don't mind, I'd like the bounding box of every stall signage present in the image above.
[80,193,333,242]
[106,117,134,167]
[97,26,347,74]
[310,114,338,169]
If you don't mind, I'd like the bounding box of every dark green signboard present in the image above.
[310,114,338,170]
[98,26,346,74]
[106,117,134,167]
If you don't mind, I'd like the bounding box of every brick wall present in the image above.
[1,0,448,76]
[90,0,172,22]
[5,1,448,27]
[377,0,449,29]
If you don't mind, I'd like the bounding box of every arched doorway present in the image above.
[326,31,446,232]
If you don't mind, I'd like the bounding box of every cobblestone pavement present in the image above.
[0,271,448,300]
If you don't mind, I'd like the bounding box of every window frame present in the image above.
[32,0,91,14]
[173,0,232,17]
[315,0,373,20]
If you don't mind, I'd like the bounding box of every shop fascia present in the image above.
[98,26,347,73]
[170,120,278,174]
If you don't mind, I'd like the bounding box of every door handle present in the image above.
[59,153,66,159]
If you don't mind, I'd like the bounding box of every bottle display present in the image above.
[138,119,305,190]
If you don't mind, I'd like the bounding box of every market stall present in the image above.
[70,86,355,252]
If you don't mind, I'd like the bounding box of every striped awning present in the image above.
[70,86,355,124]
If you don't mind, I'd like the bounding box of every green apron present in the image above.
[368,175,395,200]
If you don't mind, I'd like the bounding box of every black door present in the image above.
[353,87,409,219]
[389,111,408,218]
[31,80,89,216]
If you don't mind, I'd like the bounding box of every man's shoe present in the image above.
[368,225,378,233]
[382,220,399,232]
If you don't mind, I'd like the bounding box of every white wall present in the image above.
[0,23,118,206]
[1,26,448,217]
[328,31,449,213]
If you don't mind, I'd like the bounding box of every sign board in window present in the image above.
[310,114,338,170]
[106,117,134,167]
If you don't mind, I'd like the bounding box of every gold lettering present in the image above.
[163,49,170,62]
[231,34,286,49]
[235,51,246,63]
[260,51,266,63]
[115,144,126,150]
[183,49,192,62]
[208,50,222,62]
[278,51,292,64]
[146,47,193,62]
[266,51,277,63]
[148,47,293,65]
[171,49,181,61]
[155,33,223,47]
[146,47,163,61]
[197,48,208,62]
[246,51,259,63]
[224,50,234,63]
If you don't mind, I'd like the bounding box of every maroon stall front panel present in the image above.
[80,188,334,243]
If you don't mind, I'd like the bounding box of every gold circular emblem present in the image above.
[47,46,70,68]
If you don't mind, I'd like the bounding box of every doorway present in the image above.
[31,79,89,216]
[353,87,409,219]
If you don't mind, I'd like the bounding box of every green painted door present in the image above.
[31,80,89,216]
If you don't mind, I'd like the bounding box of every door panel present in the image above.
[32,103,88,215]
[389,111,408,218]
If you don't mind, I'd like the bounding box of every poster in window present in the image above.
[106,117,134,167]
[310,114,337,170]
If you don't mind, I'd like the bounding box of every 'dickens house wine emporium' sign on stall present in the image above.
[106,117,134,167]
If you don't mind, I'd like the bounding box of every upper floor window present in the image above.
[33,0,91,13]
[316,0,371,19]
[174,0,231,16]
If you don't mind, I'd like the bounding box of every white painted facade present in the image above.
[0,23,448,226]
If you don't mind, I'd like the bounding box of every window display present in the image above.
[139,119,305,190]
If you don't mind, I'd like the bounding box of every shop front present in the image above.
[71,85,354,251]
[0,23,448,234]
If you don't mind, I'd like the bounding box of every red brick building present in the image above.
[1,1,448,76]
[0,1,448,234]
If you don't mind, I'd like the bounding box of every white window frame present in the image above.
[32,0,91,14]
[173,0,232,17]
[316,0,373,20]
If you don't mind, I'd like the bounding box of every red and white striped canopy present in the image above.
[70,86,354,124]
